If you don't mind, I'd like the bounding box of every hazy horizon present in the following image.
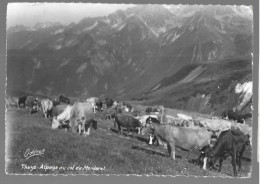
[7,3,136,29]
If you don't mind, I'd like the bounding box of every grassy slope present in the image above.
[5,108,252,177]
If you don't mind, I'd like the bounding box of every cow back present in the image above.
[71,102,94,118]
[115,114,142,128]
[149,125,213,150]
[51,104,68,117]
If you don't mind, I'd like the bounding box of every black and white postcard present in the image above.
[5,2,255,178]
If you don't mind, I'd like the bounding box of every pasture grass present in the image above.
[5,109,252,177]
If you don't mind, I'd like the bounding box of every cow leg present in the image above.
[231,153,237,176]
[137,127,141,135]
[117,125,121,134]
[218,157,224,172]
[70,120,77,134]
[78,124,82,135]
[168,142,175,160]
[148,135,153,145]
[203,157,207,170]
[84,127,90,136]
[237,150,244,172]
[114,120,117,128]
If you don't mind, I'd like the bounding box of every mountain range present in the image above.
[7,5,253,114]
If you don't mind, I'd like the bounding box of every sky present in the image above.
[7,3,136,28]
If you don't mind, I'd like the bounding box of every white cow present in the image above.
[52,105,73,129]
[177,113,193,121]
[86,97,99,114]
[196,118,232,137]
[41,99,53,118]
[52,102,96,136]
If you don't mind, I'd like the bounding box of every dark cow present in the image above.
[59,95,70,104]
[205,129,250,176]
[80,118,98,135]
[18,96,27,108]
[142,124,215,161]
[95,100,103,111]
[146,107,153,114]
[52,99,61,107]
[25,96,38,114]
[221,109,245,124]
[146,106,160,114]
[114,114,142,135]
[105,97,114,108]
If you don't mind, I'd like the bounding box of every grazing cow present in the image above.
[142,124,214,160]
[6,96,18,109]
[18,96,27,108]
[52,102,96,136]
[79,118,98,136]
[52,105,73,129]
[25,96,38,114]
[221,109,245,124]
[204,129,250,176]
[114,114,142,135]
[41,99,53,118]
[59,95,70,104]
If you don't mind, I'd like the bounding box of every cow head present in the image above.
[52,116,61,129]
[141,123,155,136]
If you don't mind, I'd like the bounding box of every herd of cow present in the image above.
[6,94,252,176]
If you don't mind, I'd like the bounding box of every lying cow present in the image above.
[204,129,250,176]
[114,114,142,135]
[142,124,215,160]
[41,98,53,118]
